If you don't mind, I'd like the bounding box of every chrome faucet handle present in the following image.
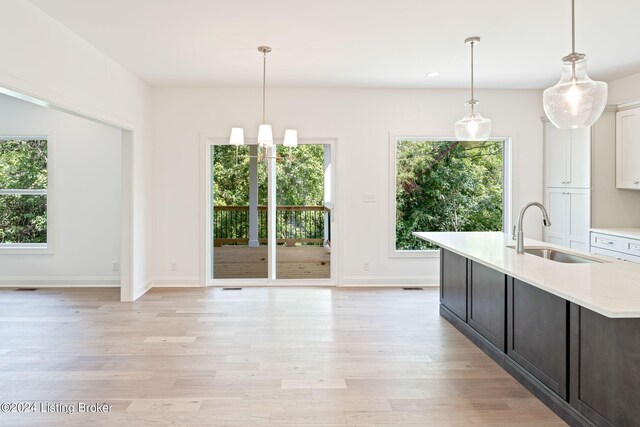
[512,225,517,240]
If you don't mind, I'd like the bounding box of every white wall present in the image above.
[588,72,640,229]
[590,109,640,229]
[609,72,640,105]
[153,87,545,285]
[0,94,122,285]
[0,0,153,300]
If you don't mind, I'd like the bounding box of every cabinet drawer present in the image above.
[590,246,640,264]
[590,232,623,251]
[621,236,640,257]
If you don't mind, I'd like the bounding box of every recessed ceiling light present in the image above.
[426,72,440,77]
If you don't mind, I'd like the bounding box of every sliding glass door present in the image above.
[208,139,333,283]
[211,144,268,279]
[275,144,331,279]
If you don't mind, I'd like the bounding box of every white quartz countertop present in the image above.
[413,231,640,318]
[591,228,640,240]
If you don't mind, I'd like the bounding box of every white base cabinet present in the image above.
[544,188,590,252]
[590,230,640,263]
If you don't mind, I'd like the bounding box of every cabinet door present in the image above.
[616,108,640,189]
[545,123,570,187]
[567,189,590,252]
[440,249,467,321]
[468,261,506,351]
[544,188,568,247]
[570,305,640,426]
[508,279,568,399]
[568,127,591,188]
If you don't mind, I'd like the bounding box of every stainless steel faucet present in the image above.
[513,202,552,254]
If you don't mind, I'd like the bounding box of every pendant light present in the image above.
[455,37,491,142]
[543,0,607,129]
[229,46,297,149]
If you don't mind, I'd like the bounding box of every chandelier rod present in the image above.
[262,49,266,124]
[470,39,475,102]
[571,0,576,54]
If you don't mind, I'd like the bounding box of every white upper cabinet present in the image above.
[545,124,570,187]
[544,122,591,188]
[569,127,591,188]
[616,107,640,189]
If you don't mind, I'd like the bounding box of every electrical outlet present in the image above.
[112,261,119,272]
[363,193,376,203]
[363,262,370,271]
[171,262,177,272]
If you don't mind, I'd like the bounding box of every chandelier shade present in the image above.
[229,127,244,146]
[257,124,274,147]
[283,130,298,147]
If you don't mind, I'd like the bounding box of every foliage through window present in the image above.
[212,144,325,245]
[395,139,504,251]
[0,139,48,246]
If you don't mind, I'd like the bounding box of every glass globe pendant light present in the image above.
[543,0,607,129]
[455,37,491,142]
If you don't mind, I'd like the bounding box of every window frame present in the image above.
[388,131,511,258]
[0,134,53,254]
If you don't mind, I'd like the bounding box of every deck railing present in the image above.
[213,205,327,246]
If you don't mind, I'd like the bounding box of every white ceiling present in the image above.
[29,0,640,89]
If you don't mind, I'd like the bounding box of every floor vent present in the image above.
[15,288,38,291]
[222,288,243,291]
[402,287,423,290]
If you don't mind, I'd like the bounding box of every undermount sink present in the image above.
[507,246,605,264]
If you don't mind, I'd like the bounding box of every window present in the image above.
[0,137,50,250]
[391,135,507,254]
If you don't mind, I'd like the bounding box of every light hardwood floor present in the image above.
[0,286,565,426]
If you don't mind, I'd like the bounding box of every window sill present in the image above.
[0,245,52,255]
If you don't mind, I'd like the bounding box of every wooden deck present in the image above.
[213,245,330,279]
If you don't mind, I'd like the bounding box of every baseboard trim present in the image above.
[340,275,438,286]
[150,277,202,288]
[340,283,438,288]
[440,305,594,427]
[132,279,153,301]
[0,277,120,287]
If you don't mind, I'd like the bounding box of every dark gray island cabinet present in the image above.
[439,248,640,427]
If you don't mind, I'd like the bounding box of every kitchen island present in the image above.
[414,231,640,427]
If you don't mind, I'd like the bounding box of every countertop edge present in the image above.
[590,228,640,240]
[414,232,640,319]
